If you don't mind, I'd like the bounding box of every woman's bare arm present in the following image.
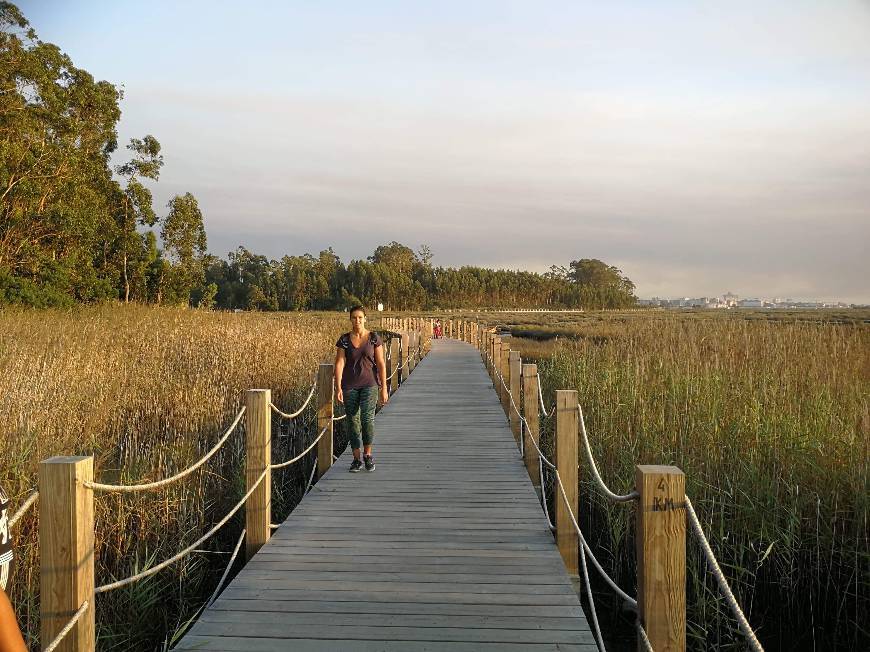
[334,347,346,403]
[0,589,27,652]
[375,344,388,404]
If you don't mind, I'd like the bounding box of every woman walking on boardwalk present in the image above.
[334,306,388,472]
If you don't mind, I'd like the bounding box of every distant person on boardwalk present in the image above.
[334,306,388,472]
[0,489,27,652]
[434,320,443,339]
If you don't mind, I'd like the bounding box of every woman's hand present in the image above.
[379,387,389,407]
[336,387,344,404]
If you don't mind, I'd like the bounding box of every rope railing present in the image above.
[536,373,555,418]
[14,323,427,651]
[85,407,246,492]
[481,319,765,652]
[203,528,246,610]
[42,600,89,652]
[686,495,764,652]
[270,423,329,470]
[9,490,38,528]
[577,405,638,503]
[270,382,317,419]
[94,468,268,594]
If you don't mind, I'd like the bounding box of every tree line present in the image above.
[0,3,636,311]
[205,243,636,311]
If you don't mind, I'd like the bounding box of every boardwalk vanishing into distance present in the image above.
[176,338,596,651]
[24,317,763,651]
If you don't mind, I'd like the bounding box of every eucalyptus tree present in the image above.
[161,192,207,304]
[115,135,162,302]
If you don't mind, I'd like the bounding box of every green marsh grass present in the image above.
[495,311,868,649]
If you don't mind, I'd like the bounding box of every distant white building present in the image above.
[723,292,739,307]
[739,298,764,308]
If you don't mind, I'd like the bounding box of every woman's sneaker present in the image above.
[364,455,376,472]
[349,459,363,473]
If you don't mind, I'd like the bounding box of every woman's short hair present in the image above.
[349,305,366,317]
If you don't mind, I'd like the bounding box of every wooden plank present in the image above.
[175,637,595,652]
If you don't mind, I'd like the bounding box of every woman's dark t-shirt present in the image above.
[336,331,383,390]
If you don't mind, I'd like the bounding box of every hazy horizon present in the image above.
[21,1,870,303]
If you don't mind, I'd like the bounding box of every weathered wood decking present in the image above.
[176,338,594,651]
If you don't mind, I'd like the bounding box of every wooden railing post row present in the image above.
[389,336,400,395]
[491,336,502,395]
[499,345,511,418]
[635,465,686,652]
[245,389,272,560]
[555,390,579,575]
[400,331,410,384]
[509,350,522,446]
[316,364,334,480]
[522,363,540,487]
[39,456,95,652]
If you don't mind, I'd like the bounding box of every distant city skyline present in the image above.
[21,1,870,303]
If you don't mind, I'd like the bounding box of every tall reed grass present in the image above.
[513,314,868,650]
[0,304,348,650]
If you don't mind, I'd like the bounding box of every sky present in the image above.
[20,1,870,302]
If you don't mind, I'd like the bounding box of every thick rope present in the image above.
[204,528,246,610]
[270,423,329,470]
[685,496,764,651]
[579,538,606,652]
[539,461,556,531]
[42,600,89,652]
[553,468,638,607]
[86,407,246,492]
[270,382,316,419]
[332,413,346,422]
[305,459,317,494]
[578,405,639,502]
[636,622,654,651]
[536,374,555,418]
[94,468,268,593]
[9,490,38,528]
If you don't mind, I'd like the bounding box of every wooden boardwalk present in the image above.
[176,338,594,651]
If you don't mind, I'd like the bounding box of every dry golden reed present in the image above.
[1,304,348,650]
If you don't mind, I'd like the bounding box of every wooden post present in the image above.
[500,346,511,418]
[245,389,271,560]
[555,390,579,575]
[40,456,95,652]
[389,337,399,395]
[317,364,334,478]
[491,336,502,392]
[509,351,522,446]
[409,331,418,372]
[400,332,410,384]
[386,335,396,395]
[522,364,540,487]
[636,465,686,652]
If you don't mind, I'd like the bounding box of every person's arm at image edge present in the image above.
[0,589,26,652]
